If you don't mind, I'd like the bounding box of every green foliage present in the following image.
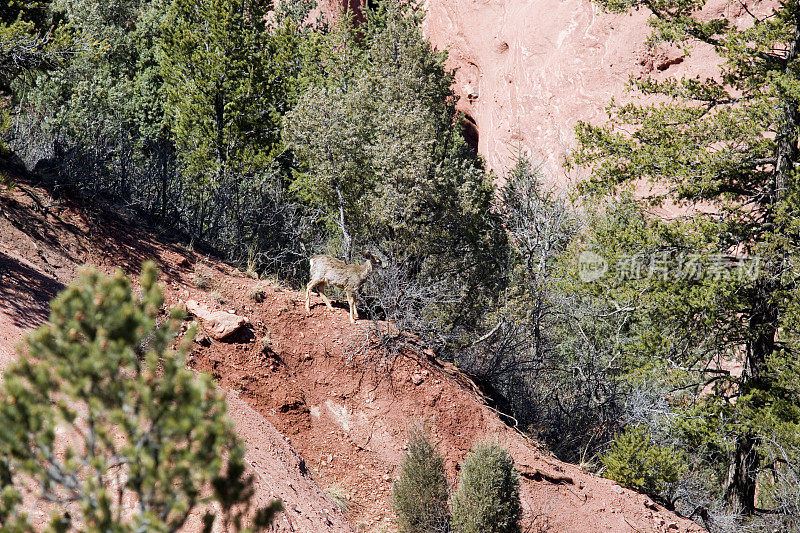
[0,0,61,92]
[20,0,172,196]
[159,0,311,181]
[602,426,685,497]
[10,0,318,277]
[392,426,450,533]
[0,262,278,531]
[0,457,28,533]
[285,1,507,343]
[0,107,11,159]
[449,443,521,533]
[570,0,800,519]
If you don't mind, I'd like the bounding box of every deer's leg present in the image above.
[318,284,335,311]
[347,291,358,323]
[305,280,317,314]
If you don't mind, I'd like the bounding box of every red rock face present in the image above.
[319,0,367,22]
[316,0,762,187]
[423,0,731,185]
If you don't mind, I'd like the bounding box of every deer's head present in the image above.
[361,249,383,269]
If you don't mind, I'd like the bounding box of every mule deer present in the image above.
[305,250,382,323]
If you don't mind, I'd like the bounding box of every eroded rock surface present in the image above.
[186,299,249,340]
[421,0,737,183]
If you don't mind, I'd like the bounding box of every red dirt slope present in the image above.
[0,175,703,532]
[0,176,353,532]
[186,269,703,533]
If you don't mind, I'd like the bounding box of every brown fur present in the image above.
[305,250,381,323]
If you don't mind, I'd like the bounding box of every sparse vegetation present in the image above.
[211,290,226,304]
[193,270,213,290]
[325,484,351,513]
[249,282,268,303]
[392,426,450,533]
[260,335,272,353]
[449,443,521,533]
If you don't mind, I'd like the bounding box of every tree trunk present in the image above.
[724,8,800,513]
[724,277,778,512]
[724,434,759,514]
[335,182,352,261]
[214,83,226,183]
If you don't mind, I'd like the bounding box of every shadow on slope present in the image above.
[0,250,63,329]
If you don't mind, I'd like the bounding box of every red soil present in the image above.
[0,175,704,532]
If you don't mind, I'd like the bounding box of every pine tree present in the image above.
[392,426,451,533]
[0,0,63,163]
[570,0,800,519]
[284,1,507,344]
[157,0,316,244]
[159,0,309,183]
[449,443,521,533]
[0,263,279,531]
[601,426,684,498]
[17,0,173,202]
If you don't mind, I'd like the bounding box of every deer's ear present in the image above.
[361,248,368,258]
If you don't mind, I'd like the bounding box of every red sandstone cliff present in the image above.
[327,0,755,185]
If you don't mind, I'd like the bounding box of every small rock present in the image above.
[382,474,390,481]
[185,299,248,340]
[613,485,624,494]
[194,331,210,346]
[411,373,424,385]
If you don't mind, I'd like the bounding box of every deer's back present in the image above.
[309,255,365,291]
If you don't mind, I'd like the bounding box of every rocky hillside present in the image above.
[0,164,704,532]
[0,164,352,532]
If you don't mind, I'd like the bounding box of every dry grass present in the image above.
[192,269,213,290]
[260,334,271,353]
[324,484,351,513]
[210,290,225,304]
[248,282,268,303]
